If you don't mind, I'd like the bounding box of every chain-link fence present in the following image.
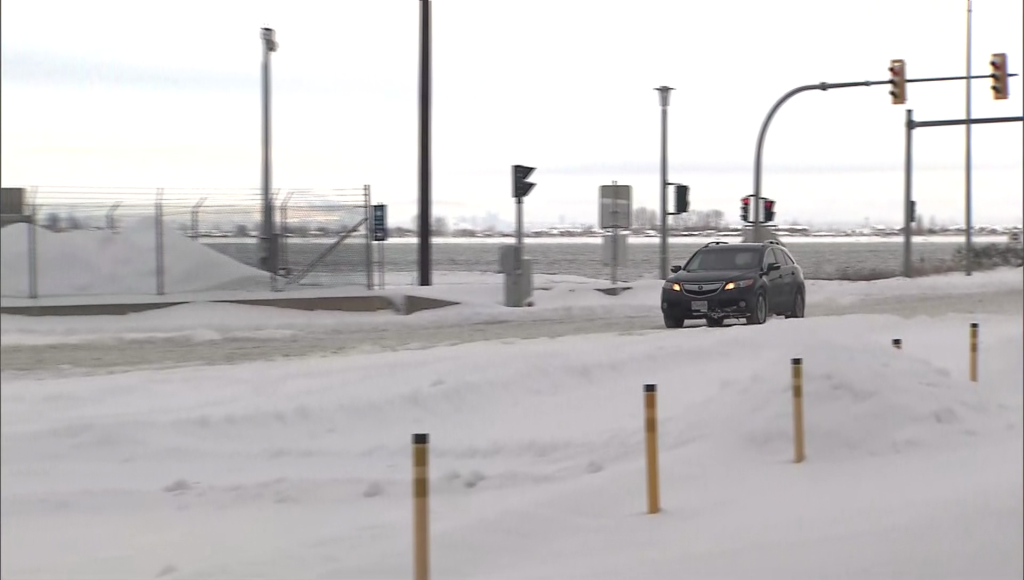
[0,186,376,299]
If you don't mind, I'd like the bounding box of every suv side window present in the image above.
[763,247,780,269]
[779,249,795,266]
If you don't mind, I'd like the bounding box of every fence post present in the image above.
[365,185,374,290]
[155,188,165,295]
[279,191,294,277]
[190,197,206,241]
[106,201,122,231]
[412,433,430,580]
[792,358,805,463]
[28,195,38,299]
[643,383,660,514]
[969,322,978,382]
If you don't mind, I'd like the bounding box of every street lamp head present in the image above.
[655,85,675,107]
[261,27,278,52]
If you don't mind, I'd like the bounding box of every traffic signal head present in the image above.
[889,59,907,105]
[763,199,776,223]
[741,196,751,223]
[512,165,536,199]
[990,53,1008,100]
[673,184,690,214]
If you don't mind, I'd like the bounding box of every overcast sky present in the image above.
[1,0,1022,227]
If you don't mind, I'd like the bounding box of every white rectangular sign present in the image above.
[599,185,632,229]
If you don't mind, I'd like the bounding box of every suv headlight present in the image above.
[663,281,681,291]
[723,279,753,291]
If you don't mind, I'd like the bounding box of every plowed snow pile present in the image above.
[0,220,268,296]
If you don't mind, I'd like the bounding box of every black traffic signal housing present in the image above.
[670,184,690,214]
[512,165,536,199]
[889,58,907,105]
[740,196,751,223]
[990,53,1008,100]
[762,198,776,223]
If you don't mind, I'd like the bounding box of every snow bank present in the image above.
[1,267,1021,348]
[1,313,1020,579]
[0,220,270,296]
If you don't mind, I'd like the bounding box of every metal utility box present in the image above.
[504,258,533,307]
[0,187,28,228]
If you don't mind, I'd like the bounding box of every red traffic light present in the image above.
[742,197,750,205]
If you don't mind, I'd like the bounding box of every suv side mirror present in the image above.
[670,265,682,274]
[764,262,781,273]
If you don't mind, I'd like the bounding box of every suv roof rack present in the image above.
[763,239,782,246]
[702,241,729,248]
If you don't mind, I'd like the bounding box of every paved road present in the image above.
[2,289,1020,374]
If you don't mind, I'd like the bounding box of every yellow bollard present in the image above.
[892,338,902,350]
[969,323,978,383]
[413,433,430,580]
[643,384,660,514]
[791,358,805,464]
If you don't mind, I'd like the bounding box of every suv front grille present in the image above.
[682,282,723,298]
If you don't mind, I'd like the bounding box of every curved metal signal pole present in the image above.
[751,80,888,241]
[750,73,1003,241]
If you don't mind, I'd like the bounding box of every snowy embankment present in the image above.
[0,220,270,297]
[1,312,1022,579]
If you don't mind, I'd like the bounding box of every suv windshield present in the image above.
[683,248,760,272]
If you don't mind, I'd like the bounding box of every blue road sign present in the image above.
[373,204,387,242]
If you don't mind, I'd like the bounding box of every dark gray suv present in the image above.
[660,240,806,328]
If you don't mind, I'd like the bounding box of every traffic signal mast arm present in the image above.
[750,70,1018,239]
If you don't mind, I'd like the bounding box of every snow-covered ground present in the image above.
[1,267,1021,372]
[2,309,1022,579]
[1,223,1022,578]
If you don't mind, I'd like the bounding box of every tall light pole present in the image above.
[964,0,974,275]
[418,0,432,286]
[655,85,674,279]
[260,27,278,275]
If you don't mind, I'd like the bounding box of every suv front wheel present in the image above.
[785,290,805,319]
[746,292,767,325]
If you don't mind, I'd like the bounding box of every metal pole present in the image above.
[903,109,914,278]
[516,197,524,276]
[753,86,817,243]
[28,195,37,299]
[964,0,973,276]
[655,86,673,279]
[611,180,618,285]
[418,0,432,286]
[260,28,278,276]
[752,80,890,242]
[365,185,374,290]
[155,188,165,296]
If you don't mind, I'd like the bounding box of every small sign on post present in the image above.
[372,204,387,289]
[599,185,632,230]
[372,204,388,242]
